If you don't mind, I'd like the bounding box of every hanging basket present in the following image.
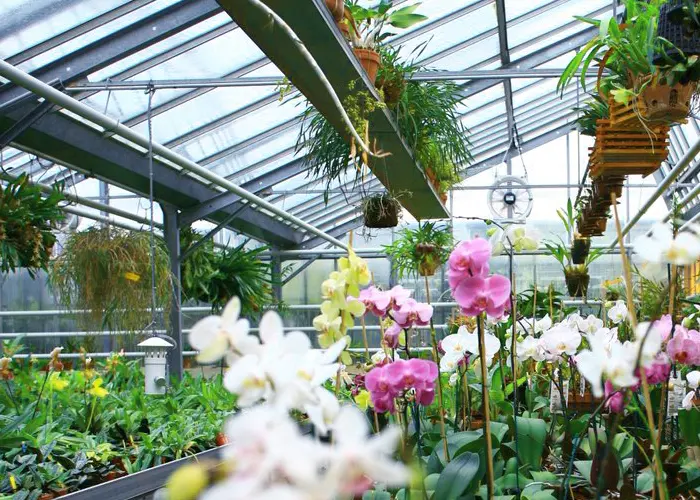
[353,48,381,85]
[564,270,590,298]
[571,238,591,265]
[415,243,441,277]
[377,75,406,107]
[660,0,700,53]
[589,117,670,179]
[363,195,400,228]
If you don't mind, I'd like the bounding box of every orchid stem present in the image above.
[360,315,370,363]
[611,192,667,500]
[477,314,494,500]
[425,275,449,463]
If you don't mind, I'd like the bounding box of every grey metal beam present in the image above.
[162,203,183,381]
[181,156,310,225]
[0,100,54,150]
[0,0,223,110]
[0,102,300,247]
[5,0,157,66]
[297,215,365,250]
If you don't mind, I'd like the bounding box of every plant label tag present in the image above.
[550,380,569,413]
[668,377,686,417]
[580,377,585,397]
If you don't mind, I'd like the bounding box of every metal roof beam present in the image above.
[180,156,310,225]
[296,215,365,250]
[0,103,300,247]
[0,0,222,110]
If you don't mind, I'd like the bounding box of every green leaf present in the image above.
[574,460,593,485]
[513,417,547,469]
[669,474,700,497]
[433,451,482,500]
[679,408,700,446]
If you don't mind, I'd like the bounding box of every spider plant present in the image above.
[180,227,274,315]
[383,221,454,278]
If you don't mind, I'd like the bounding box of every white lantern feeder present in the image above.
[138,336,173,395]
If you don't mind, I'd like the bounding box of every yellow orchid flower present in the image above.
[354,390,372,411]
[339,249,371,296]
[49,372,68,391]
[87,378,109,398]
[321,272,348,309]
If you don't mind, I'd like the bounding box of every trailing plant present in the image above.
[297,83,385,203]
[180,227,274,315]
[49,227,172,333]
[361,192,401,228]
[0,174,64,277]
[383,221,454,278]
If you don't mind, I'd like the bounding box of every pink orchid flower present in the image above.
[389,285,412,310]
[667,326,700,365]
[604,380,625,414]
[358,286,392,317]
[365,364,397,413]
[383,322,402,349]
[448,238,491,289]
[654,314,673,342]
[639,353,672,385]
[453,274,511,318]
[393,299,433,328]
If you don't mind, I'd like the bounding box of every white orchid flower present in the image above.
[516,335,545,362]
[683,391,696,411]
[576,314,604,335]
[449,325,501,365]
[607,301,628,325]
[688,370,700,390]
[326,406,409,492]
[632,322,664,368]
[633,223,700,265]
[441,327,472,361]
[539,324,582,360]
[188,297,258,364]
[576,333,638,398]
[448,372,460,387]
[586,327,619,356]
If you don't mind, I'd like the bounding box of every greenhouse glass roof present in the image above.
[0,0,698,249]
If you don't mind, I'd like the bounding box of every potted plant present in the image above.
[50,227,173,333]
[560,0,700,128]
[556,200,590,266]
[362,193,401,228]
[383,221,454,278]
[545,238,604,298]
[180,227,275,314]
[0,174,64,277]
[345,1,427,84]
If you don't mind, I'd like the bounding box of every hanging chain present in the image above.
[146,84,158,337]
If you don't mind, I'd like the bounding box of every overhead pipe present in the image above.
[0,59,348,250]
[609,136,700,249]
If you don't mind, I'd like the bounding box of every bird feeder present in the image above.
[138,337,173,395]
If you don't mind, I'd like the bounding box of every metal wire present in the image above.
[146,84,158,337]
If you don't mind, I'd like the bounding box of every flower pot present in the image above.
[571,238,591,265]
[565,271,590,298]
[415,243,441,277]
[567,390,604,412]
[324,0,344,22]
[363,196,399,229]
[353,48,381,85]
[640,82,696,123]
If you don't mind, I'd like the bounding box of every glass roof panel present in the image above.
[0,0,130,60]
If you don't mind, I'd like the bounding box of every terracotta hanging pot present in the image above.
[353,48,381,85]
[641,81,696,123]
[324,0,345,22]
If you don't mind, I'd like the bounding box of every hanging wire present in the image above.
[146,83,158,337]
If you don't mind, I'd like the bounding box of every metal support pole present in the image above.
[271,250,283,303]
[162,203,183,381]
